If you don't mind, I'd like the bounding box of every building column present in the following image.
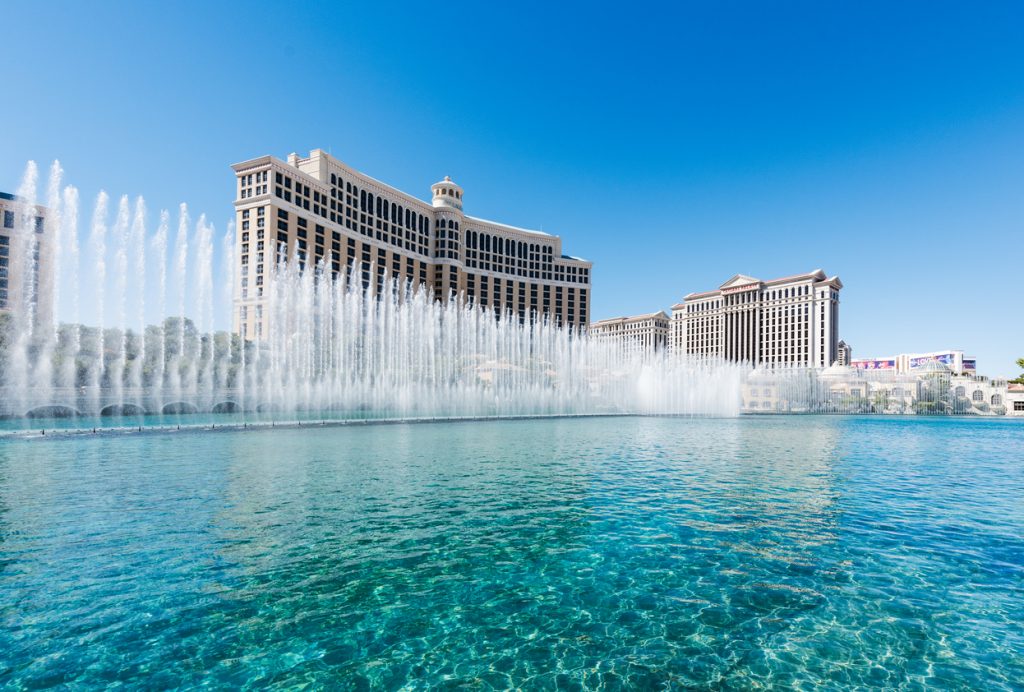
[754,305,761,365]
[731,309,737,361]
[742,306,748,362]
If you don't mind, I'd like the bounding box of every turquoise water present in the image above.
[1,417,1021,688]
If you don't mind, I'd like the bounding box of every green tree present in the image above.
[1011,358,1024,385]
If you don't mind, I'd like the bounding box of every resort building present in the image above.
[0,192,51,324]
[950,373,1009,414]
[231,149,592,340]
[590,311,670,354]
[745,364,920,415]
[743,362,1013,416]
[850,350,976,375]
[671,269,842,367]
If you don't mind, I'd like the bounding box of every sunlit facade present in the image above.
[590,311,669,353]
[671,269,842,367]
[0,192,50,324]
[231,149,592,340]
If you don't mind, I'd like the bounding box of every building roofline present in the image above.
[761,269,828,285]
[232,150,588,252]
[0,191,47,212]
[308,149,438,211]
[683,290,719,300]
[718,273,761,289]
[232,153,438,214]
[464,215,553,240]
[230,155,275,171]
[591,311,668,326]
[679,269,839,302]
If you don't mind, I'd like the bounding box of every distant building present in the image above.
[231,149,592,340]
[743,362,1014,416]
[0,192,51,324]
[590,311,669,353]
[851,350,976,375]
[951,374,1009,415]
[837,340,852,366]
[671,269,842,367]
[742,364,919,414]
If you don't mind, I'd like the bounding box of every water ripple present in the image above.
[0,416,1022,688]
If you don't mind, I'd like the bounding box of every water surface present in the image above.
[1,416,1022,688]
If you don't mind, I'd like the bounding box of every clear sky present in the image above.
[2,1,1022,375]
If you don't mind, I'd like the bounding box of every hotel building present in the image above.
[231,149,592,340]
[0,192,50,324]
[671,269,842,367]
[590,311,669,353]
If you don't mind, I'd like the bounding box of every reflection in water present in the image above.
[0,416,1022,688]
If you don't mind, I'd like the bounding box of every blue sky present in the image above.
[2,1,1022,375]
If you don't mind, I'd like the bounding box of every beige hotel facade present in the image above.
[232,149,591,340]
[672,269,842,367]
[590,311,670,353]
[0,192,51,325]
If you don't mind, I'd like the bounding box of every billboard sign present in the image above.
[852,359,896,370]
[909,353,954,369]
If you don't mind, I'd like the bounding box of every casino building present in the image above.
[671,269,842,367]
[590,311,670,354]
[231,149,591,340]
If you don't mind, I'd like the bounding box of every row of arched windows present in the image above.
[325,170,588,284]
[348,187,431,236]
[959,387,1003,406]
[465,230,551,261]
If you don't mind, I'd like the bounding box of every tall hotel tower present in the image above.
[232,149,591,340]
[671,270,842,367]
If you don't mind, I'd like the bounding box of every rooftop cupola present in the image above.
[431,175,464,212]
